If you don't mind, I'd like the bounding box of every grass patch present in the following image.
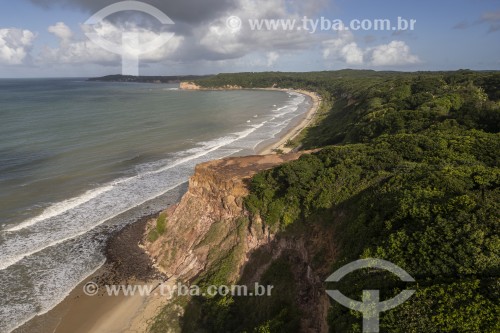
[156,212,167,234]
[196,217,248,287]
[195,220,226,249]
[148,230,160,242]
[148,212,168,242]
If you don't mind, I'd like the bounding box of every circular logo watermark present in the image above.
[83,282,99,296]
[326,258,415,333]
[226,16,242,32]
[84,1,175,76]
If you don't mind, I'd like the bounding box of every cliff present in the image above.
[179,81,243,90]
[144,152,334,332]
[179,81,202,90]
[145,153,305,280]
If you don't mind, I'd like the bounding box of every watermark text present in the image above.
[84,281,273,299]
[228,16,417,33]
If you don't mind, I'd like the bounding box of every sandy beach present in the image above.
[13,218,168,333]
[13,88,321,333]
[257,89,321,155]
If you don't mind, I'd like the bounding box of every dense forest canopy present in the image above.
[184,70,500,332]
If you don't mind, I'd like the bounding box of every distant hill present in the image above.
[88,74,213,84]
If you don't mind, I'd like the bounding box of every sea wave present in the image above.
[0,88,310,333]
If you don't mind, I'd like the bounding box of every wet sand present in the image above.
[13,217,167,333]
[258,89,321,155]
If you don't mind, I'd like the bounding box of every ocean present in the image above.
[0,78,310,332]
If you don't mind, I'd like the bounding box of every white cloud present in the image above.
[322,27,363,65]
[42,23,117,65]
[48,22,72,41]
[0,28,36,65]
[194,0,322,61]
[3,0,326,73]
[367,41,420,66]
[199,25,246,57]
[339,42,363,65]
[2,0,423,74]
[323,28,420,67]
[266,51,279,67]
[40,21,183,65]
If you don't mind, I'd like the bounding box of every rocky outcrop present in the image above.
[179,82,202,90]
[145,153,306,281]
[179,81,243,90]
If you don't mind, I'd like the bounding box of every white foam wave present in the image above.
[0,88,309,273]
[0,119,269,272]
[0,177,187,271]
[0,87,313,332]
[5,126,260,234]
[5,185,114,232]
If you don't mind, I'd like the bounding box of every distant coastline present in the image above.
[89,75,323,155]
[88,74,213,84]
[178,81,322,154]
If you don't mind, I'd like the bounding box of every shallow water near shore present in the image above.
[0,78,311,332]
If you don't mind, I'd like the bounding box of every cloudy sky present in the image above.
[0,0,499,77]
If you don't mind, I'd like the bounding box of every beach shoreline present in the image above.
[12,87,322,333]
[12,217,167,333]
[256,89,320,155]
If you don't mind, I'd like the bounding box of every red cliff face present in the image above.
[144,153,306,281]
[144,151,333,332]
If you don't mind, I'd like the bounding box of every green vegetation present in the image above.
[284,139,296,148]
[145,70,499,332]
[149,296,190,333]
[148,212,168,242]
[244,130,499,331]
[195,217,248,287]
[183,257,301,333]
[193,70,500,332]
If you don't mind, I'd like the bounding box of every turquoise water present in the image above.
[0,78,310,332]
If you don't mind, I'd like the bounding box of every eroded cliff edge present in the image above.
[180,81,243,90]
[145,153,304,280]
[144,153,334,332]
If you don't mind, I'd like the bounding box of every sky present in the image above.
[0,0,499,77]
